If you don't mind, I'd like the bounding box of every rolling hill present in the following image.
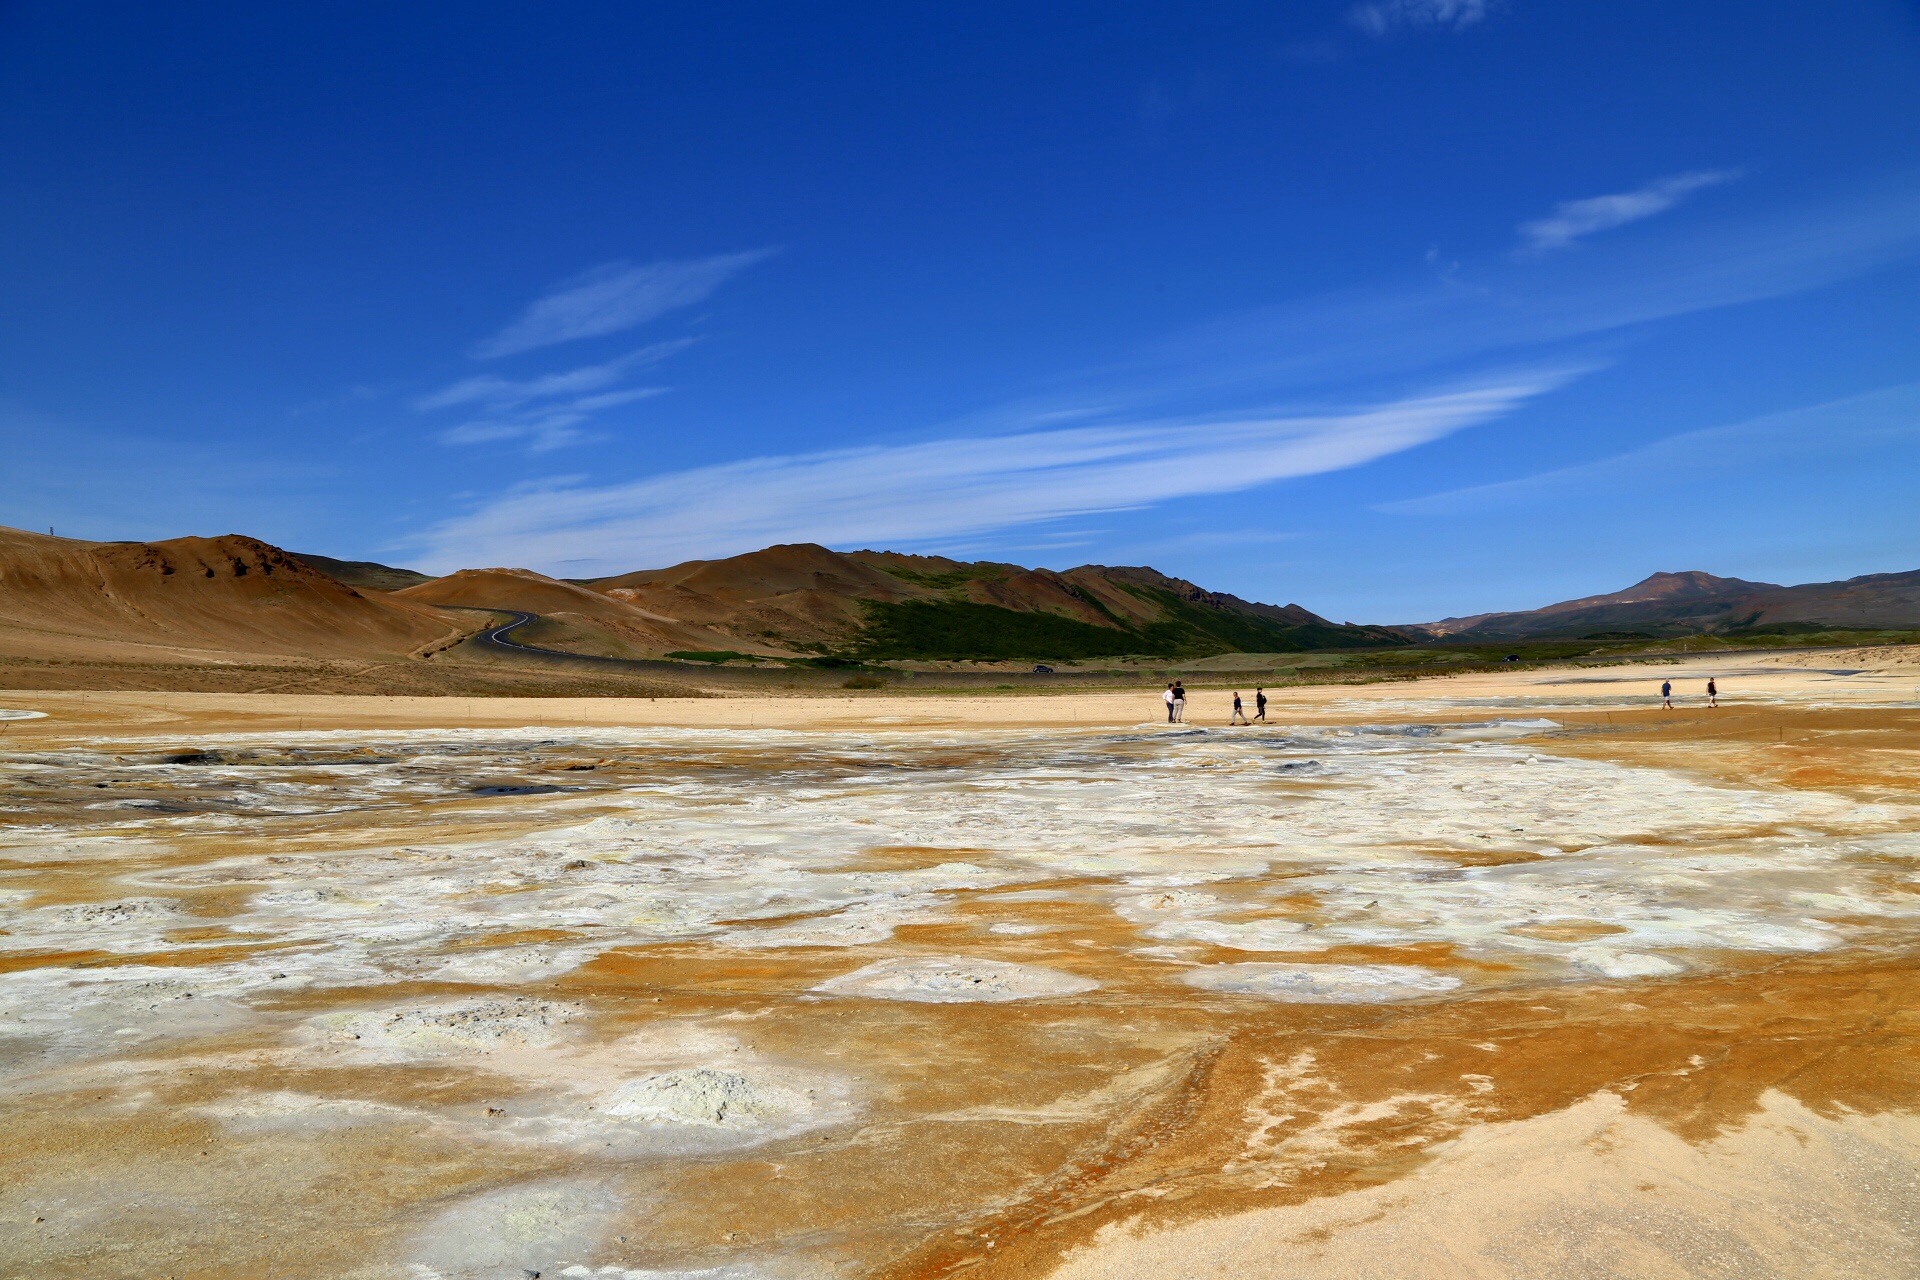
[11,520,1918,679]
[391,567,754,658]
[589,543,1407,660]
[290,552,435,591]
[1415,568,1920,639]
[0,525,463,664]
[0,526,1400,674]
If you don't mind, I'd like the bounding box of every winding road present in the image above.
[445,607,693,674]
[466,609,544,654]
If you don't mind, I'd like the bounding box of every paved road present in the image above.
[466,609,543,654]
[445,607,695,674]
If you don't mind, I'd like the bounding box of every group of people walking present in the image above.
[1661,678,1720,709]
[1160,675,1725,724]
[1162,682,1267,725]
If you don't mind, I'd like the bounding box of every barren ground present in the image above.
[2,652,1916,1279]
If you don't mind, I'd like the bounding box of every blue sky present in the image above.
[3,1,1918,622]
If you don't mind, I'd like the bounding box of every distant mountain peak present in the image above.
[1414,564,1916,639]
[1604,570,1783,603]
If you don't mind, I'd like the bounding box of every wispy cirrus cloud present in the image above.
[434,391,669,454]
[417,342,689,452]
[1350,0,1494,36]
[471,250,776,358]
[408,370,1578,574]
[403,173,1920,562]
[1377,381,1920,517]
[1125,174,1919,408]
[417,342,690,411]
[1517,170,1740,255]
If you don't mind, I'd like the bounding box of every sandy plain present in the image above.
[2,649,1918,1279]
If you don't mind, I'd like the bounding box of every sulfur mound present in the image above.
[310,996,576,1058]
[602,1068,812,1129]
[1180,962,1461,1003]
[814,955,1098,1003]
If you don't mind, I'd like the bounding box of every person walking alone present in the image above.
[1707,677,1719,708]
[1661,679,1673,710]
[1254,687,1268,722]
[1162,683,1176,723]
[1171,681,1187,723]
[1230,692,1250,725]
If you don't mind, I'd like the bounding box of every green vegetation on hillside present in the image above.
[845,590,1403,661]
[1118,585,1401,654]
[849,600,1149,660]
[665,650,754,664]
[878,562,1011,591]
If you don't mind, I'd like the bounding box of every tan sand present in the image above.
[2,648,1915,741]
[1772,644,1920,669]
[1046,1090,1920,1280]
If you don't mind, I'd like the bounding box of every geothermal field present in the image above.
[4,658,1920,1278]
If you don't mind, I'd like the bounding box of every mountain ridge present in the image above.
[1414,568,1920,639]
[12,521,1919,673]
[313,540,1404,660]
[586,543,1402,660]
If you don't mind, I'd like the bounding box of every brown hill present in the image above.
[1729,569,1920,630]
[581,543,1400,660]
[1416,568,1920,639]
[393,567,758,657]
[0,523,1391,673]
[0,525,463,663]
[594,543,926,645]
[292,552,435,592]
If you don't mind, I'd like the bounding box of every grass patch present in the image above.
[880,563,1011,591]
[849,600,1161,661]
[1119,585,1406,654]
[841,675,889,689]
[844,590,1408,662]
[666,650,753,664]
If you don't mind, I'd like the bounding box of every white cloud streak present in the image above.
[409,370,1577,574]
[418,342,687,452]
[472,250,776,358]
[1350,0,1492,36]
[1132,175,1920,408]
[417,341,691,411]
[1517,170,1740,255]
[1377,381,1920,516]
[436,390,670,454]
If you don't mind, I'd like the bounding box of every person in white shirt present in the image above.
[1162,683,1176,723]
